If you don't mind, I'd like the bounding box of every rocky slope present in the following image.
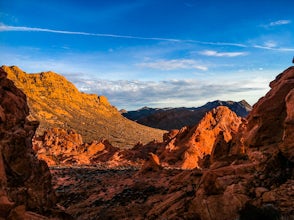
[2,65,165,148]
[0,68,68,219]
[32,106,242,169]
[51,66,293,219]
[123,100,251,130]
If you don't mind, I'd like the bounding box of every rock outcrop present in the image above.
[245,67,294,162]
[33,128,121,166]
[158,106,242,169]
[140,153,162,173]
[0,69,60,218]
[33,128,160,168]
[2,65,165,148]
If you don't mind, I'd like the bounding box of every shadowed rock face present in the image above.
[0,69,57,218]
[245,67,294,162]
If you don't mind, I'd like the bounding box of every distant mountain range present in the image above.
[2,65,165,148]
[122,100,252,130]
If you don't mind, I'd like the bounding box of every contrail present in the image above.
[0,23,246,47]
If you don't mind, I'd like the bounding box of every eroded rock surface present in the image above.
[0,69,66,219]
[158,106,242,169]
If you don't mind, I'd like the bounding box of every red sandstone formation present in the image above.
[245,67,294,162]
[140,153,162,173]
[158,106,242,169]
[33,128,121,166]
[0,69,66,219]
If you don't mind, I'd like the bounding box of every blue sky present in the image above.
[1,0,294,110]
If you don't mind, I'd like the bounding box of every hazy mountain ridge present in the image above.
[2,65,165,148]
[123,100,252,130]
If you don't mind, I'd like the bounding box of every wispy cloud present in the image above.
[269,20,291,26]
[137,59,208,71]
[0,23,246,47]
[253,40,294,51]
[263,41,277,48]
[199,50,247,57]
[253,45,294,51]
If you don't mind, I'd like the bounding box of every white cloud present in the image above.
[137,59,208,71]
[199,50,247,57]
[71,77,270,110]
[269,20,291,26]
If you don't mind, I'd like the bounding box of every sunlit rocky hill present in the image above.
[2,65,165,148]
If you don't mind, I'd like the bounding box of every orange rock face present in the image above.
[33,128,121,166]
[158,106,242,169]
[0,69,58,218]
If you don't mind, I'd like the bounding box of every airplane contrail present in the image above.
[0,23,246,47]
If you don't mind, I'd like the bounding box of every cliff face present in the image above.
[0,69,58,219]
[2,65,165,148]
[245,67,294,162]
